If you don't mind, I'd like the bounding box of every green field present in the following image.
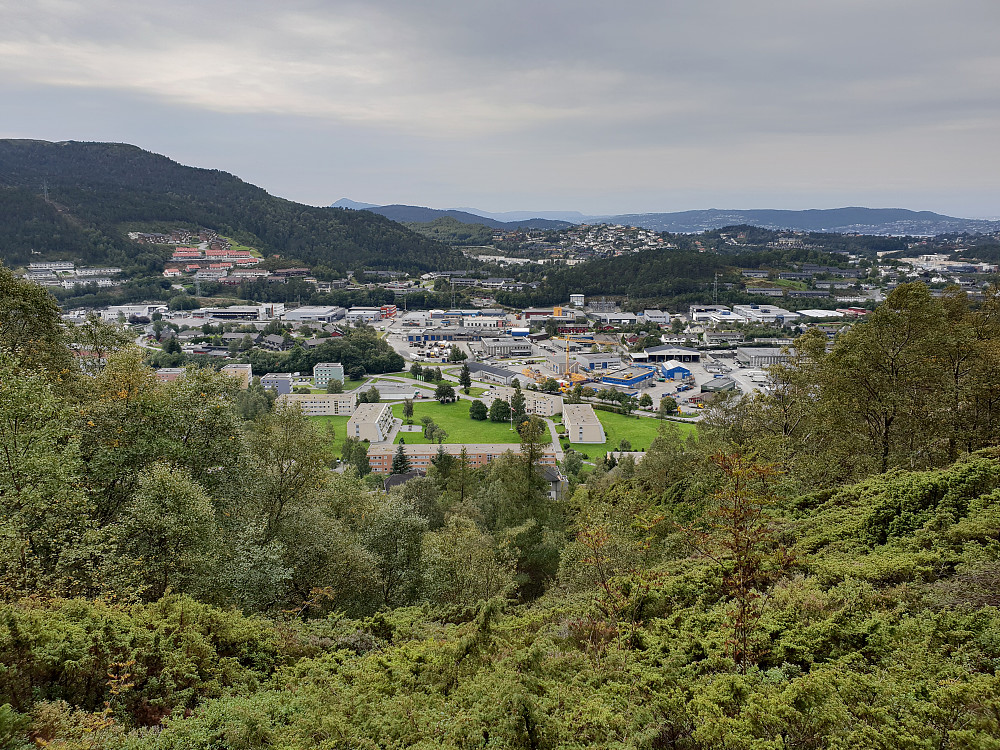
[391,400,551,445]
[567,411,697,459]
[308,415,351,456]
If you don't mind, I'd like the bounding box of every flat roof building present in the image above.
[283,306,346,323]
[735,347,790,367]
[261,372,293,395]
[154,367,187,383]
[481,337,533,357]
[600,366,658,389]
[276,392,356,416]
[220,363,253,389]
[467,362,519,385]
[563,404,607,444]
[644,345,701,363]
[347,402,395,442]
[313,362,345,387]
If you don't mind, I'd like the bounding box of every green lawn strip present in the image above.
[308,415,352,457]
[566,411,697,459]
[391,400,551,445]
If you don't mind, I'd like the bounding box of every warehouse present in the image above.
[600,366,658,389]
[643,344,701,363]
[735,347,790,367]
[660,360,692,380]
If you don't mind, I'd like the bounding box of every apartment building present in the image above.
[347,402,395,442]
[563,404,607,444]
[276,392,356,416]
[220,363,253,389]
[313,362,345,388]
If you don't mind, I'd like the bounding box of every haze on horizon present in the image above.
[2,0,998,219]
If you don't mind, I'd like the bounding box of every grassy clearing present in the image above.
[390,400,551,445]
[567,412,697,459]
[222,237,263,258]
[308,416,351,456]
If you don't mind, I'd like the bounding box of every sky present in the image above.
[2,0,999,217]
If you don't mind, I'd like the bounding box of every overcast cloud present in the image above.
[1,0,998,216]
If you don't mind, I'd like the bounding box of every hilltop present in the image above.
[331,199,574,230]
[0,140,465,274]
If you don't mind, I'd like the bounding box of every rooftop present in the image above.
[563,403,602,425]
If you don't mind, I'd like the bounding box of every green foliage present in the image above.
[469,399,488,421]
[8,266,1000,747]
[0,140,466,274]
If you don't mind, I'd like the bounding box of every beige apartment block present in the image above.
[276,392,356,416]
[366,443,558,474]
[347,402,395,442]
[563,404,607,444]
[220,363,253,389]
[488,387,563,417]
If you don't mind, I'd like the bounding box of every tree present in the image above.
[657,396,677,418]
[511,385,527,425]
[518,415,548,481]
[469,399,488,421]
[410,362,424,380]
[402,398,414,420]
[620,395,637,416]
[448,346,468,362]
[357,495,426,607]
[422,518,515,606]
[489,397,511,423]
[639,393,653,409]
[358,385,380,403]
[435,383,456,403]
[326,378,344,394]
[163,337,182,355]
[459,363,472,393]
[680,453,786,673]
[240,404,334,544]
[541,378,560,393]
[111,463,218,601]
[341,437,371,477]
[391,444,412,475]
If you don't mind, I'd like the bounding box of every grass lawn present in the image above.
[308,377,368,394]
[221,237,263,257]
[391,400,551,445]
[567,412,697,459]
[308,416,351,456]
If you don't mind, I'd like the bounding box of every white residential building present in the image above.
[347,402,395,442]
[277,392,356,416]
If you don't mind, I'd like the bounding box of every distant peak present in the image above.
[330,198,379,210]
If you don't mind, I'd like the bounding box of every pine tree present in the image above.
[391,443,412,475]
[459,363,472,394]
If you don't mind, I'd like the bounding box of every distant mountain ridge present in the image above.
[330,201,573,230]
[0,141,466,273]
[333,199,998,235]
[603,207,1000,235]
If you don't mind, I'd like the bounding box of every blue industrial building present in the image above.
[600,366,658,389]
[661,360,692,380]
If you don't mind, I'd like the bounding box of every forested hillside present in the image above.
[0,140,466,273]
[4,269,1000,747]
